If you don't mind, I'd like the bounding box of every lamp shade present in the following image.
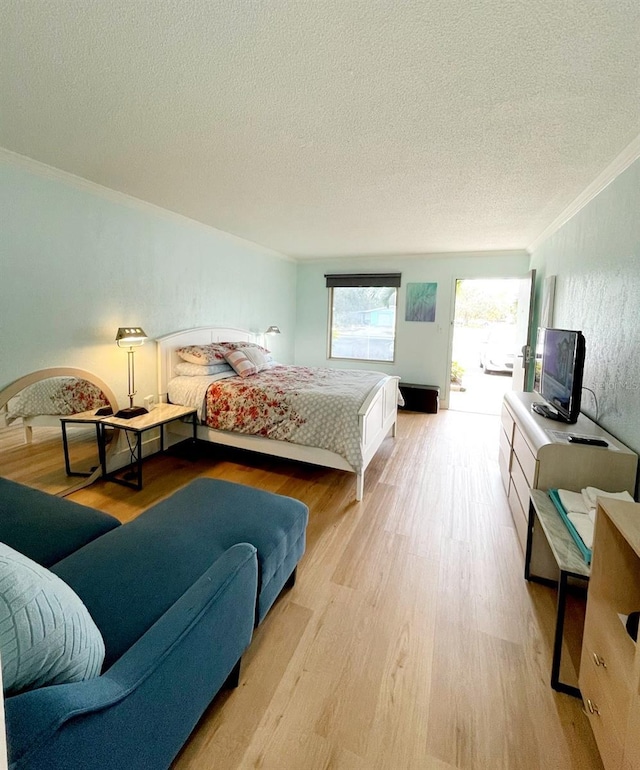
[115,327,147,347]
[264,325,281,335]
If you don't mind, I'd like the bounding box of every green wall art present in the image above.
[405,282,437,322]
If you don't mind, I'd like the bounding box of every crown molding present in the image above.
[296,248,530,263]
[0,147,295,262]
[528,132,640,253]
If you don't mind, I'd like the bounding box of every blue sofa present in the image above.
[0,476,309,770]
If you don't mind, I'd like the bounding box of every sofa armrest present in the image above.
[6,542,258,770]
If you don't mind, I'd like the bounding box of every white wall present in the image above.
[529,158,640,461]
[0,154,297,407]
[295,252,531,404]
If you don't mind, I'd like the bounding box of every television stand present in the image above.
[499,391,637,569]
[531,402,565,421]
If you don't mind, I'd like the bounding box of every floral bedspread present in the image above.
[198,365,391,472]
[5,377,109,422]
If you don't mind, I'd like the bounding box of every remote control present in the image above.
[567,436,608,447]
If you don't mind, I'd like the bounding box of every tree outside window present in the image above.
[329,286,397,362]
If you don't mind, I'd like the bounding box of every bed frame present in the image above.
[156,326,399,500]
[0,368,118,445]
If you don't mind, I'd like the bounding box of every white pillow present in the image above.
[0,542,105,695]
[175,361,233,376]
[176,343,228,365]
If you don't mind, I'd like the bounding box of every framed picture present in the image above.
[406,282,437,322]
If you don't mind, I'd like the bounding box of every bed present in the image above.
[156,327,400,500]
[1,373,111,443]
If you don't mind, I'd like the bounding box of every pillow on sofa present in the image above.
[0,542,105,695]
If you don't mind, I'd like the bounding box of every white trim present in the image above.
[528,132,640,253]
[309,249,530,264]
[0,147,294,262]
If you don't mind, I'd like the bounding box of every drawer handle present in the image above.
[592,652,607,669]
[585,699,600,716]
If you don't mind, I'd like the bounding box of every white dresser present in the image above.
[499,391,638,564]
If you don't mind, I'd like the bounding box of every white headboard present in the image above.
[156,326,259,400]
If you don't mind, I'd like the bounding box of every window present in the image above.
[326,273,401,362]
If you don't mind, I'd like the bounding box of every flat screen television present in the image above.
[532,327,585,424]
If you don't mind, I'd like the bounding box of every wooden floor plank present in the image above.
[57,408,603,769]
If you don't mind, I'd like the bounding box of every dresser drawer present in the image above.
[512,426,537,487]
[581,602,634,724]
[500,403,515,444]
[499,426,510,467]
[580,657,625,770]
[507,483,528,553]
[510,452,531,517]
[498,448,510,493]
[622,693,640,770]
[498,428,511,492]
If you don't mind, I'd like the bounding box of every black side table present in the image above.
[99,404,198,490]
[60,410,107,478]
[526,489,591,697]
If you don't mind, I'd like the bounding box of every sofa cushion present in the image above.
[52,478,308,668]
[0,543,105,695]
[0,478,121,567]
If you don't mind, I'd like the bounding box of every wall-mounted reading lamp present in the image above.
[115,327,148,418]
[264,325,281,335]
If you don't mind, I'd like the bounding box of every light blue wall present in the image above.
[0,158,296,406]
[529,158,640,457]
[7,148,637,450]
[295,252,531,402]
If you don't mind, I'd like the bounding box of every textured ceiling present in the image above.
[1,0,639,259]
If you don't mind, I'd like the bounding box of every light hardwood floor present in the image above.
[0,423,104,495]
[68,409,603,770]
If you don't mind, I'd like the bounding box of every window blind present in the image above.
[325,273,401,288]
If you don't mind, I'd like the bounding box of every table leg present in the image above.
[97,423,107,478]
[136,432,143,490]
[524,498,535,580]
[61,422,72,476]
[551,570,581,698]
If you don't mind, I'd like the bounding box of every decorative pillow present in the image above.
[177,341,270,366]
[235,345,271,372]
[0,542,105,695]
[175,361,233,376]
[221,341,270,354]
[176,344,228,365]
[224,349,258,378]
[51,378,110,414]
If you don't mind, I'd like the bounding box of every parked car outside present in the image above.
[479,323,517,374]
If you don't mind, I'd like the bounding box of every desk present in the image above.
[100,404,197,490]
[526,489,590,697]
